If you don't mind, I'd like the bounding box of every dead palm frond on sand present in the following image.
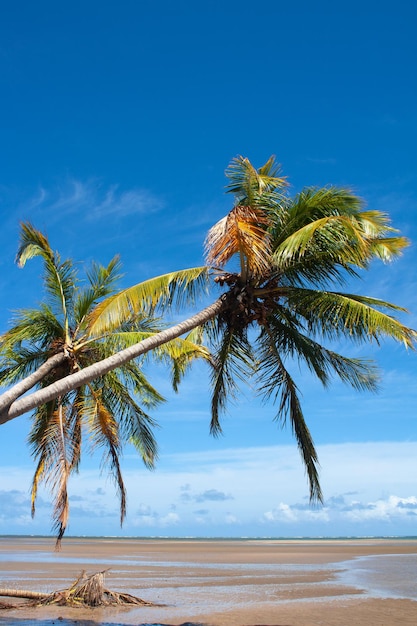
[0,569,159,608]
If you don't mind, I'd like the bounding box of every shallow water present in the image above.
[1,549,416,601]
[337,553,417,600]
[1,538,416,625]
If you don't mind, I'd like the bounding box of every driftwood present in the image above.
[0,569,158,609]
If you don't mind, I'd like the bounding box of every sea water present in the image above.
[337,552,417,600]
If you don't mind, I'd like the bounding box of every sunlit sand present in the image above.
[0,536,416,625]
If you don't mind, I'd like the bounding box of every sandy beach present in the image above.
[0,536,416,625]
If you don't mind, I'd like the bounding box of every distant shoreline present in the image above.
[1,533,417,540]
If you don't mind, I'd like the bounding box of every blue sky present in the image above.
[0,0,416,538]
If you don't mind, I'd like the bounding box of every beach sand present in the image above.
[0,537,416,625]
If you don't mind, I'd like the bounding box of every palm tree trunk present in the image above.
[0,588,47,600]
[0,298,225,425]
[0,352,67,414]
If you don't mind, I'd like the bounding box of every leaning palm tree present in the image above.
[0,224,209,545]
[1,157,415,504]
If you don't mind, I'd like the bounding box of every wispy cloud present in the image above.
[305,156,337,165]
[15,178,165,226]
[88,185,164,219]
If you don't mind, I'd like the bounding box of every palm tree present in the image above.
[0,223,209,545]
[1,157,415,505]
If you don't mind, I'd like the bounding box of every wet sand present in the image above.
[0,537,416,625]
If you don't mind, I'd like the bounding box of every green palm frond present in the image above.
[274,215,408,272]
[110,331,212,384]
[17,222,76,303]
[0,348,53,386]
[99,356,165,409]
[163,335,212,392]
[271,189,409,279]
[225,155,288,203]
[0,306,64,350]
[16,222,53,267]
[354,210,408,249]
[16,223,77,340]
[66,364,158,471]
[97,374,158,468]
[256,326,322,502]
[74,256,123,326]
[210,325,254,436]
[367,236,410,261]
[107,331,211,361]
[281,186,364,223]
[87,330,164,353]
[79,330,211,397]
[274,214,371,266]
[286,288,416,347]
[262,309,379,392]
[87,266,210,335]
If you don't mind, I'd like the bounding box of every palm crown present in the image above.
[87,156,414,503]
[0,224,208,545]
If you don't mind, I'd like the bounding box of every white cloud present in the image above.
[159,512,180,526]
[345,495,417,522]
[14,178,164,226]
[89,186,164,218]
[261,493,417,534]
[0,442,416,536]
[263,503,299,523]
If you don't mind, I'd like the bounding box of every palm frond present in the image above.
[28,399,81,547]
[16,223,77,339]
[163,335,212,392]
[0,348,53,386]
[272,187,365,239]
[78,328,211,397]
[286,288,416,348]
[256,325,322,502]
[74,256,123,327]
[86,267,210,336]
[274,215,371,267]
[97,374,158,468]
[107,331,210,362]
[210,325,254,436]
[16,222,53,267]
[225,155,288,203]
[0,306,64,351]
[368,236,410,261]
[84,388,127,525]
[262,309,380,392]
[270,190,409,283]
[93,351,165,409]
[205,205,271,279]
